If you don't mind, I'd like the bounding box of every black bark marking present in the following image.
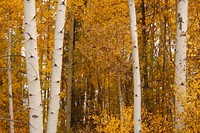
[30,14,37,22]
[32,115,38,118]
[59,27,65,34]
[177,13,184,31]
[25,32,36,42]
[55,47,63,51]
[54,62,58,67]
[25,22,30,25]
[60,0,66,6]
[28,52,36,60]
[9,94,12,98]
[53,59,60,69]
[29,63,39,82]
[34,76,39,81]
[29,93,37,97]
[28,53,35,59]
[180,31,186,37]
[178,0,185,2]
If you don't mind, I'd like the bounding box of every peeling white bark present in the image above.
[175,0,188,130]
[128,0,142,132]
[46,0,66,132]
[24,0,43,132]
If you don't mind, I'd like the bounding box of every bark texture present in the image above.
[47,0,67,132]
[128,0,142,132]
[175,0,188,130]
[24,0,43,132]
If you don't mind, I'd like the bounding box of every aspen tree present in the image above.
[7,13,14,133]
[175,0,188,130]
[128,0,142,132]
[24,0,43,132]
[47,0,66,132]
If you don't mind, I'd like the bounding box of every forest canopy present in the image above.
[0,0,199,132]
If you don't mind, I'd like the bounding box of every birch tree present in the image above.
[46,0,66,132]
[24,0,43,132]
[7,14,14,133]
[175,0,188,130]
[128,0,142,132]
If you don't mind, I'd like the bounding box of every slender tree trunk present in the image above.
[66,9,75,133]
[7,13,14,133]
[128,0,142,132]
[116,29,124,122]
[107,74,111,114]
[149,0,156,114]
[43,0,51,129]
[141,0,148,91]
[118,72,124,122]
[24,0,43,132]
[97,78,103,114]
[175,0,188,130]
[46,0,67,132]
[161,15,167,117]
[158,0,168,116]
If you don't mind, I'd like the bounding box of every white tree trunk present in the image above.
[46,0,66,132]
[128,0,142,132]
[24,0,43,132]
[7,14,14,133]
[175,0,188,130]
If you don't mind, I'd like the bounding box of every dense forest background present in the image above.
[0,0,199,132]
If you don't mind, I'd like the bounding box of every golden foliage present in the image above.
[0,0,199,132]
